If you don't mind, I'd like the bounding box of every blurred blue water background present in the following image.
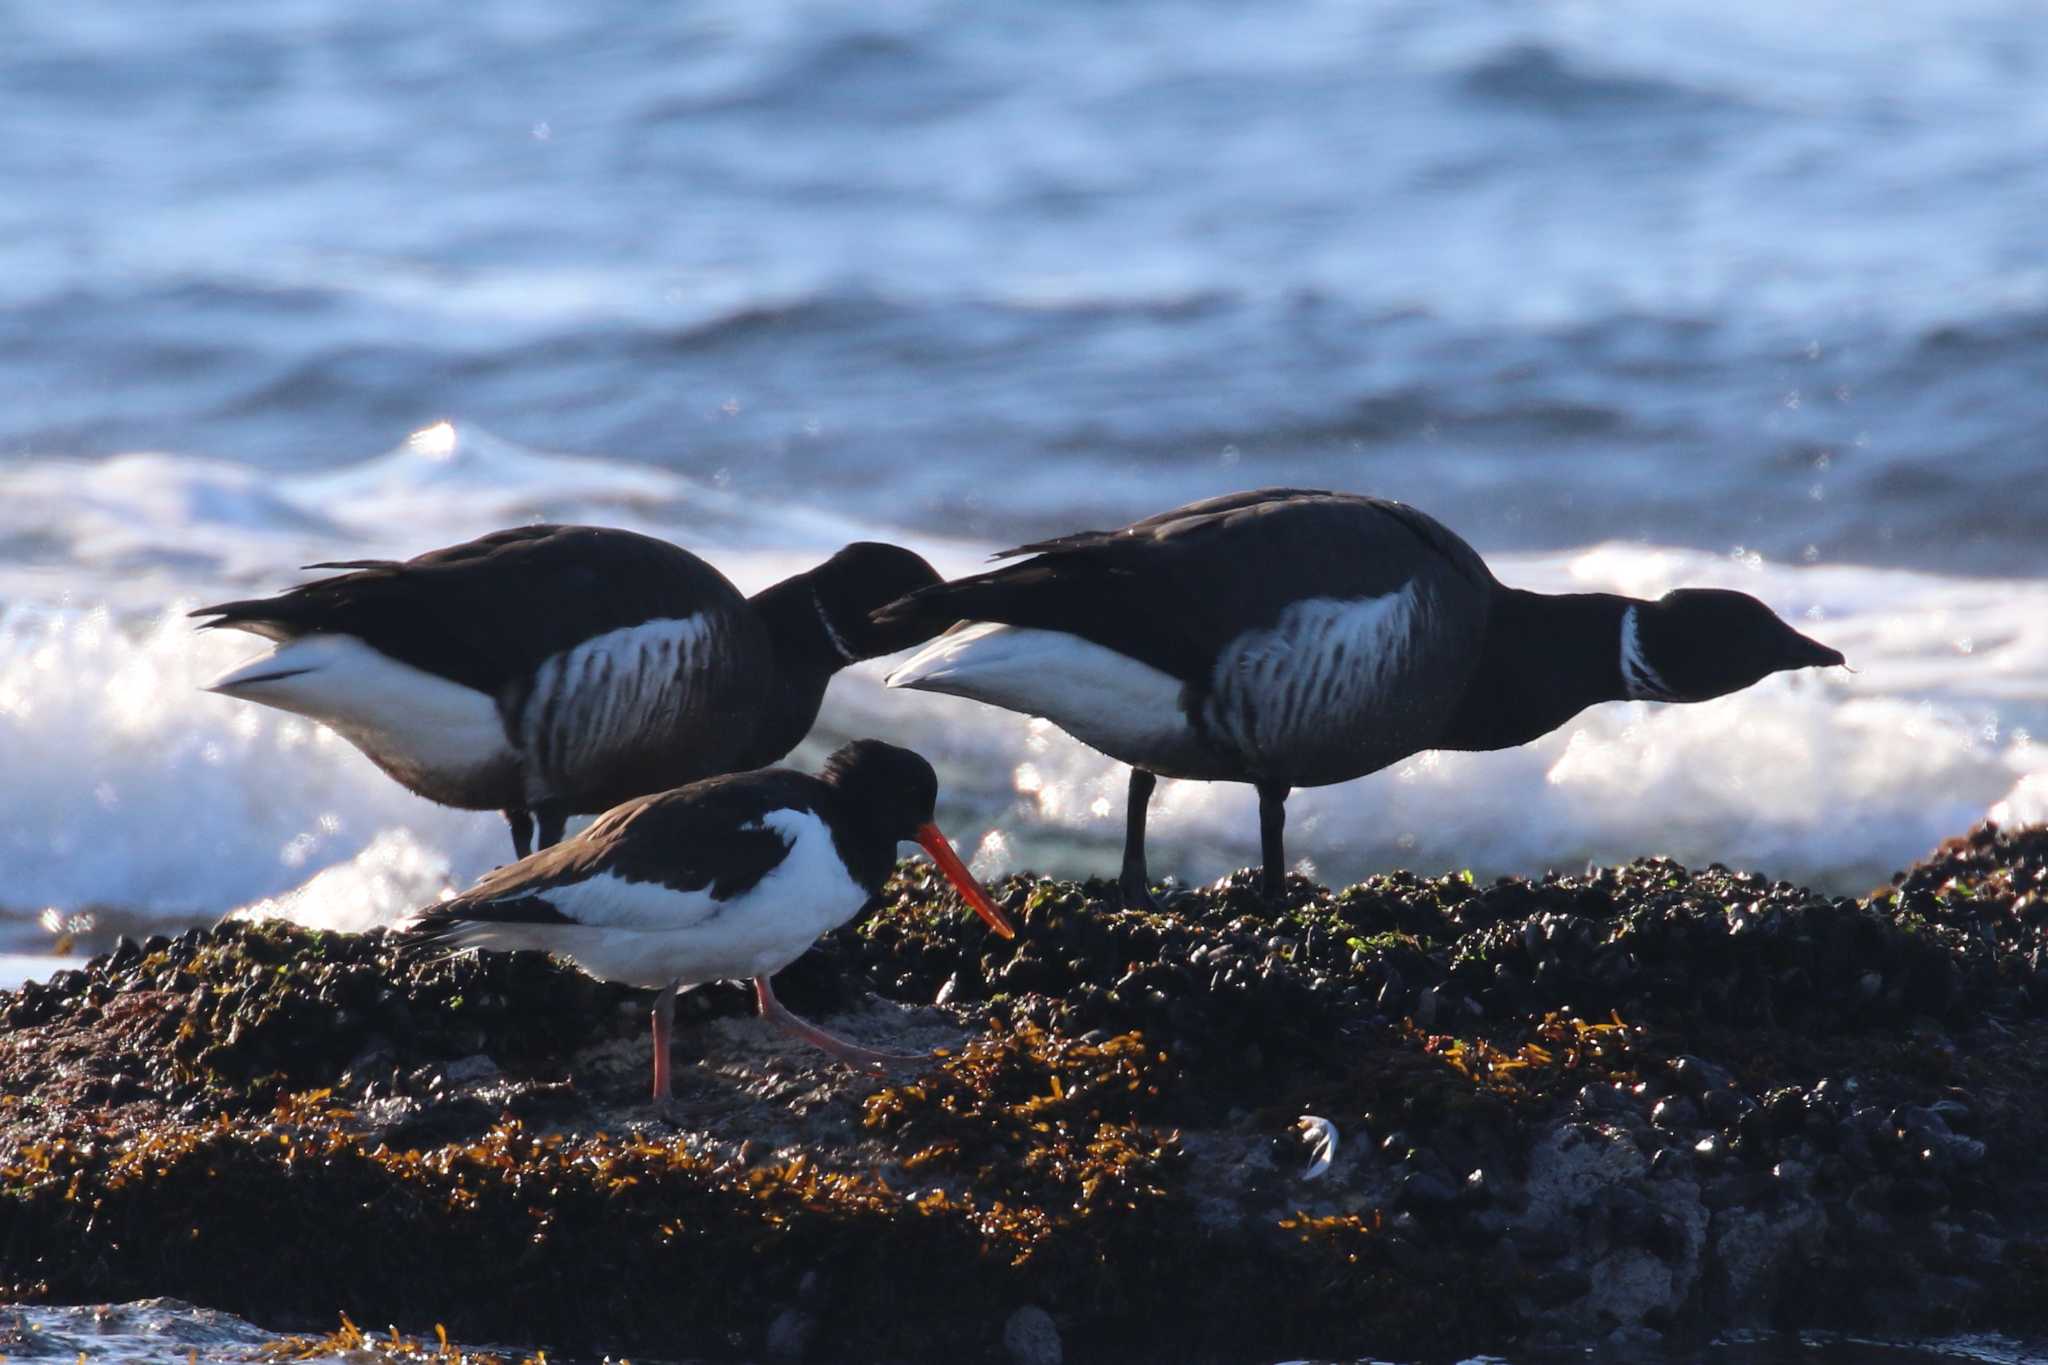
[2,0,2043,571]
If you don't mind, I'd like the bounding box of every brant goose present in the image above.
[876,488,1846,908]
[192,525,941,857]
[404,740,1015,1098]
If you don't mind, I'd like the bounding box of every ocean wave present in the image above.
[1460,42,1750,117]
[0,425,891,604]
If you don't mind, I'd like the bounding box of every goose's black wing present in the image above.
[190,525,751,696]
[873,489,1495,683]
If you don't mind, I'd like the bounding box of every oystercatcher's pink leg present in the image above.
[751,975,925,1074]
[651,981,678,1101]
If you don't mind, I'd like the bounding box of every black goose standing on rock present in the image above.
[403,740,1016,1099]
[192,525,942,857]
[875,488,1846,909]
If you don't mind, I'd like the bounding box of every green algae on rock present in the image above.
[0,826,2046,1360]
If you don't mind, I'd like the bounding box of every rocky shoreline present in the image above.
[3,826,2048,1362]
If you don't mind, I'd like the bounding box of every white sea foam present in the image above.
[0,423,2038,943]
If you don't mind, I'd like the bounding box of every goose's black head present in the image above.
[819,740,1014,938]
[808,543,945,660]
[1626,588,1845,704]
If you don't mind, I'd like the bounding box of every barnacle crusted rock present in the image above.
[0,824,2046,1360]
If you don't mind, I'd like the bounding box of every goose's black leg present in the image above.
[534,800,571,851]
[1119,768,1159,911]
[505,808,535,861]
[1257,781,1291,902]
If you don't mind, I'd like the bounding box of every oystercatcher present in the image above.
[876,489,1846,907]
[404,740,1015,1098]
[193,525,942,856]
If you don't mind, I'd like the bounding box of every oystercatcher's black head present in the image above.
[809,543,944,659]
[820,739,1014,938]
[822,738,942,832]
[1631,588,1846,703]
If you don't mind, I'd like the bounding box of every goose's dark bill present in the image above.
[915,822,1015,939]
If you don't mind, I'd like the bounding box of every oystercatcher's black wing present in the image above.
[406,770,825,935]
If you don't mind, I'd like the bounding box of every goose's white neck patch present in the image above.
[813,588,858,664]
[1620,605,1679,702]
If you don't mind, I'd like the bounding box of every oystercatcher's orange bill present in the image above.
[915,823,1016,939]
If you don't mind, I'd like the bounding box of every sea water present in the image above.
[0,1301,2043,1363]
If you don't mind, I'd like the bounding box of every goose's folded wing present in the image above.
[876,490,1493,683]
[191,525,753,698]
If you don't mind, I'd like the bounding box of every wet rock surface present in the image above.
[2,824,2048,1361]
